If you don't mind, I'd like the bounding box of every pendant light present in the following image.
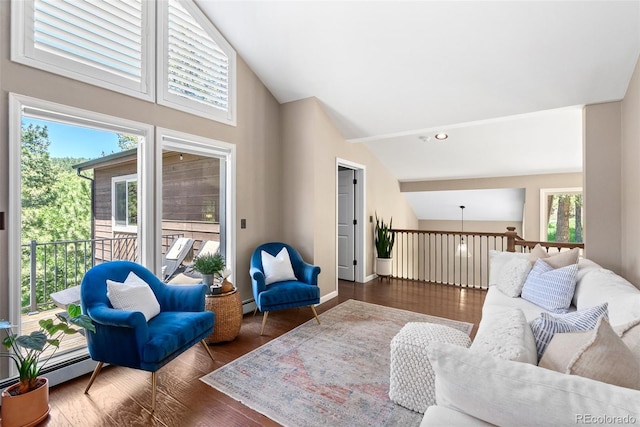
[456,205,472,258]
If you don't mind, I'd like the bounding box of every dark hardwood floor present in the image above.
[44,279,486,426]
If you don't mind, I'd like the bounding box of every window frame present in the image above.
[156,0,237,125]
[156,127,236,282]
[539,187,583,242]
[11,0,156,102]
[8,93,155,383]
[112,173,139,233]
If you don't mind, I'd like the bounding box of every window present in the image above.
[8,93,154,387]
[12,0,237,125]
[540,188,583,243]
[12,0,154,100]
[158,128,236,281]
[157,0,236,124]
[113,174,138,232]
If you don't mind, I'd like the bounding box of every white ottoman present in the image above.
[389,322,472,413]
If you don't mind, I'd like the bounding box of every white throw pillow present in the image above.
[488,250,530,287]
[470,307,538,364]
[106,271,161,321]
[495,258,532,298]
[426,342,640,426]
[261,247,297,285]
[521,259,578,313]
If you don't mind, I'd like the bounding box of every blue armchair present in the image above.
[250,242,321,335]
[80,261,215,412]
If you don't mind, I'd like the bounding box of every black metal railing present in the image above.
[21,234,183,313]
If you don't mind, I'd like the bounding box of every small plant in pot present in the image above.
[1,303,95,426]
[375,213,395,277]
[193,252,226,287]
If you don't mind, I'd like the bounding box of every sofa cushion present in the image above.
[616,318,640,364]
[427,342,640,427]
[470,306,537,364]
[521,259,578,313]
[495,258,531,297]
[529,303,608,360]
[528,244,580,268]
[574,268,640,326]
[421,406,494,427]
[483,286,563,321]
[539,317,640,389]
[488,250,530,287]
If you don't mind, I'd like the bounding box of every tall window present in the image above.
[540,188,583,243]
[12,0,236,125]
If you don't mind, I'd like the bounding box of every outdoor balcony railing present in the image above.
[390,227,584,289]
[21,234,183,313]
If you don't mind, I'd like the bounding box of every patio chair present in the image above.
[161,237,194,281]
[168,240,221,284]
[80,261,215,412]
[250,242,321,335]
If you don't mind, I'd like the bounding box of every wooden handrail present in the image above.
[504,226,584,253]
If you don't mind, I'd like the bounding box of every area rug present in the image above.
[200,299,473,426]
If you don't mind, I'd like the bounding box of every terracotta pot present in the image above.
[376,257,393,276]
[1,377,50,427]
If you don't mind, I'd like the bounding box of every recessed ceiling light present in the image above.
[434,133,448,140]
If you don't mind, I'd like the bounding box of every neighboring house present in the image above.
[74,149,221,263]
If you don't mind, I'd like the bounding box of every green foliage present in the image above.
[20,123,93,311]
[375,213,395,259]
[117,134,138,151]
[193,253,225,275]
[0,304,95,394]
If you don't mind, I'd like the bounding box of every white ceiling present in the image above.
[195,1,640,219]
[403,189,526,221]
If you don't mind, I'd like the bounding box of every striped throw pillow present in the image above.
[530,303,608,360]
[521,259,578,313]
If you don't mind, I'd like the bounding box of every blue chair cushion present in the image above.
[142,311,214,366]
[258,280,320,311]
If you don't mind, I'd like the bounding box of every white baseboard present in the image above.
[242,299,257,315]
[364,274,377,282]
[319,290,339,304]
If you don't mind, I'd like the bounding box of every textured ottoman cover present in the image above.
[389,322,472,413]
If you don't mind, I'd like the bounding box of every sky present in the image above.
[22,117,122,159]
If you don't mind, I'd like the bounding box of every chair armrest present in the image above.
[250,267,266,294]
[298,262,321,286]
[158,284,207,311]
[87,305,147,329]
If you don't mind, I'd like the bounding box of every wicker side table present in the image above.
[205,288,243,344]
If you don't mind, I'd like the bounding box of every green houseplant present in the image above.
[193,252,226,286]
[375,213,395,277]
[1,303,95,426]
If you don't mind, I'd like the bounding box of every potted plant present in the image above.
[375,213,395,277]
[1,303,95,427]
[193,252,225,286]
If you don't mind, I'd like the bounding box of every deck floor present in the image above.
[21,308,88,358]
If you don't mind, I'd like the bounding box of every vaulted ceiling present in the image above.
[196,1,640,219]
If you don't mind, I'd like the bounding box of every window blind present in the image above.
[33,0,143,82]
[167,0,229,112]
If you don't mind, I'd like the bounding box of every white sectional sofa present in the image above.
[420,251,640,426]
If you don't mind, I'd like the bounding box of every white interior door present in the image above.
[338,168,355,281]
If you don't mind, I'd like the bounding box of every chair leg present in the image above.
[201,339,215,362]
[151,371,157,413]
[84,361,104,394]
[310,306,321,325]
[260,311,269,335]
[253,307,258,316]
